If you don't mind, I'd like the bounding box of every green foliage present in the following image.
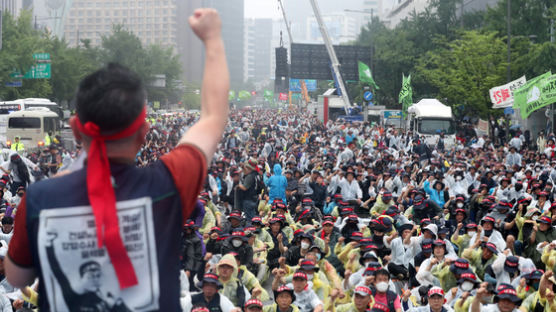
[415,31,507,118]
[0,11,51,99]
[352,0,556,117]
[0,13,184,107]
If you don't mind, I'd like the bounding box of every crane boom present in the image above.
[277,0,294,44]
[308,0,352,114]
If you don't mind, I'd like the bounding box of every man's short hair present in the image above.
[75,63,146,133]
[375,269,390,279]
[79,260,101,277]
[1,217,13,225]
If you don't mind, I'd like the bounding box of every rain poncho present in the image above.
[265,164,287,204]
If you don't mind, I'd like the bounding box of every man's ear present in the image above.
[136,122,150,146]
[69,117,82,142]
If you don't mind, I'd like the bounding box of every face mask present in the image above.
[301,242,310,250]
[376,282,388,292]
[461,281,474,291]
[232,239,243,247]
[457,203,464,208]
[468,231,477,238]
[315,253,321,261]
[484,229,493,237]
[532,215,539,221]
[307,273,314,280]
[456,176,463,181]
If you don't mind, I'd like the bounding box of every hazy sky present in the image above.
[245,0,282,19]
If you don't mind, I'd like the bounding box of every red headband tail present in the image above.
[75,107,146,289]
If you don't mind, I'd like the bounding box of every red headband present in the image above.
[74,107,146,289]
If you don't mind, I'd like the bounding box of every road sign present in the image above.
[33,53,51,61]
[5,81,22,87]
[23,63,51,79]
[364,91,373,101]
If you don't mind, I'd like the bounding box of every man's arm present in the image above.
[179,9,229,163]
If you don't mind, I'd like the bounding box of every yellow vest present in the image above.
[11,142,24,151]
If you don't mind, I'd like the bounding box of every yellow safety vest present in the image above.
[11,142,24,151]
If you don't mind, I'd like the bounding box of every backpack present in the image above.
[235,272,247,308]
[254,173,265,198]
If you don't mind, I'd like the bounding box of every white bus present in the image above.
[6,108,60,150]
[0,98,62,142]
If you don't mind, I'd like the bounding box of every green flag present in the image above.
[228,90,236,101]
[358,61,380,90]
[238,90,252,101]
[399,74,413,118]
[263,90,274,101]
[513,72,552,119]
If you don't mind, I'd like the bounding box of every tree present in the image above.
[484,0,553,43]
[415,31,507,118]
[0,10,51,100]
[47,37,100,104]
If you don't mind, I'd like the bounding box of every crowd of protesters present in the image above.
[0,108,555,312]
[108,107,556,312]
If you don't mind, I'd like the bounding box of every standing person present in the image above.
[6,8,230,311]
[265,164,287,205]
[10,137,24,152]
[235,158,260,220]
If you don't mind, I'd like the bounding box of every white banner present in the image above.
[489,76,526,108]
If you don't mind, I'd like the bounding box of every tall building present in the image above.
[244,18,272,84]
[384,0,430,28]
[62,0,178,48]
[203,0,244,85]
[362,0,381,22]
[1,0,23,17]
[282,0,367,44]
[306,12,358,44]
[181,0,204,84]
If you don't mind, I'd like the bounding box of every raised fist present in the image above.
[189,9,222,42]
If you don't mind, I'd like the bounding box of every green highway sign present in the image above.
[23,63,51,79]
[33,53,51,61]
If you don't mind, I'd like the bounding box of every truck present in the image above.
[406,99,457,148]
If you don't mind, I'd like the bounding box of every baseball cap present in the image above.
[300,259,319,272]
[484,242,498,254]
[428,287,445,297]
[293,271,308,281]
[244,299,263,309]
[504,256,519,273]
[354,286,373,297]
